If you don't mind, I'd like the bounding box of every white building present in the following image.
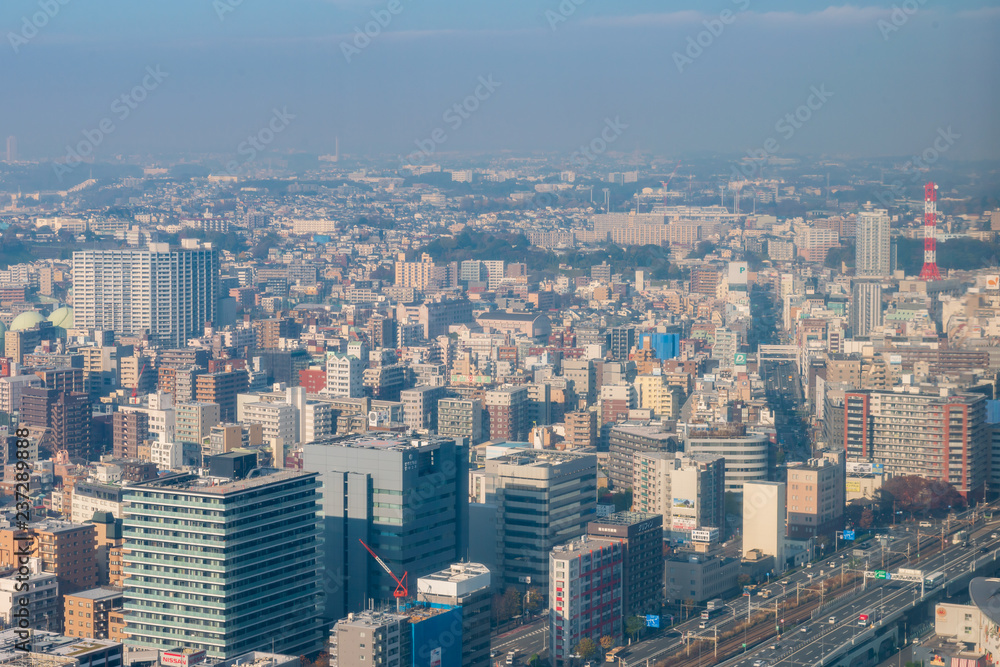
[243,401,298,448]
[72,243,219,346]
[325,353,363,398]
[150,440,183,470]
[549,536,623,666]
[742,481,787,571]
[0,565,59,630]
[686,427,770,495]
[175,401,222,444]
[856,209,891,277]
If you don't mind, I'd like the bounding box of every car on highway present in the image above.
[800,626,809,633]
[992,532,998,539]
[829,616,836,624]
[699,621,708,629]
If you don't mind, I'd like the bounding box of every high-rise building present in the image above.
[856,209,891,277]
[195,370,248,422]
[436,398,483,446]
[608,326,636,360]
[325,353,363,398]
[20,388,92,460]
[113,410,148,459]
[843,389,988,499]
[122,470,325,658]
[5,135,16,163]
[485,386,530,441]
[242,401,298,447]
[175,401,221,444]
[742,481,787,571]
[549,536,623,666]
[482,450,596,595]
[400,385,446,431]
[72,244,220,347]
[563,410,596,449]
[850,281,883,336]
[415,562,492,667]
[632,451,725,539]
[586,512,663,621]
[303,435,469,622]
[607,423,677,490]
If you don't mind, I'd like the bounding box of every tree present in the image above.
[600,635,616,650]
[682,598,696,620]
[575,638,598,661]
[524,587,544,613]
[860,507,874,529]
[625,615,646,641]
[738,574,752,587]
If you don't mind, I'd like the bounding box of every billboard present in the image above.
[987,274,1000,289]
[734,352,747,365]
[691,527,719,543]
[846,462,874,475]
[672,517,697,531]
[673,498,695,509]
[846,481,861,493]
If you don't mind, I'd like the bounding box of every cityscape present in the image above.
[2,2,1000,667]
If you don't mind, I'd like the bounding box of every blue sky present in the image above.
[3,0,999,164]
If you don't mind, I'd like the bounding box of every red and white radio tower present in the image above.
[919,181,941,280]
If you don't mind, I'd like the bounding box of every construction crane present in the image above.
[131,362,147,402]
[661,160,681,205]
[359,538,408,611]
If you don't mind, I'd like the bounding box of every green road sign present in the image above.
[875,570,889,579]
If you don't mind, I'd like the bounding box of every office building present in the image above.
[0,569,59,631]
[69,481,123,524]
[608,326,635,361]
[607,423,677,490]
[482,450,596,595]
[63,588,123,639]
[303,435,469,622]
[549,536,623,666]
[72,244,220,347]
[850,281,883,336]
[843,389,988,499]
[242,401,298,447]
[685,424,771,495]
[485,386,530,442]
[742,481,787,571]
[436,398,483,446]
[587,512,663,621]
[122,470,324,658]
[633,452,725,539]
[856,209,891,277]
[415,563,492,667]
[664,552,739,605]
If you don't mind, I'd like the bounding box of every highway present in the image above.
[490,617,547,662]
[616,501,997,667]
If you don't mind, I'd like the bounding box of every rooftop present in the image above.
[308,434,454,451]
[125,469,315,496]
[65,587,123,602]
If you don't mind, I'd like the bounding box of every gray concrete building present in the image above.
[303,434,469,621]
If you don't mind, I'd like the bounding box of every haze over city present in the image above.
[1,2,1000,667]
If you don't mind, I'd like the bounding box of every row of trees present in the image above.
[573,616,648,660]
[846,475,967,529]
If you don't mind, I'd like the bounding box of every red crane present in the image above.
[359,539,408,610]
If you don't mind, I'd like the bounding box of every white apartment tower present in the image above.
[72,243,219,347]
[856,209,891,277]
[325,353,364,398]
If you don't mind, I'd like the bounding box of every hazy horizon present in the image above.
[3,0,1000,166]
